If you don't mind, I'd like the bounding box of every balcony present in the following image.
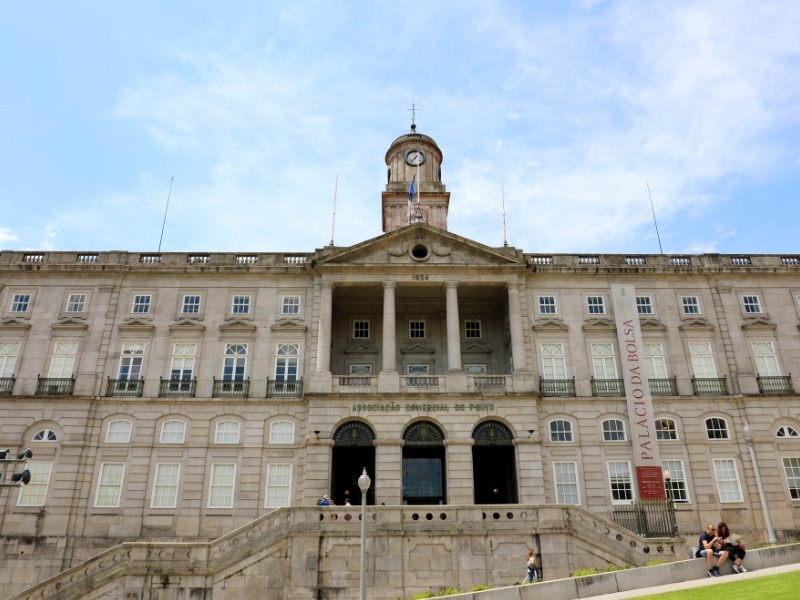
[35,376,75,396]
[539,377,576,397]
[213,378,250,398]
[159,378,197,398]
[401,375,441,392]
[468,375,508,393]
[337,375,377,390]
[106,378,144,398]
[0,376,14,396]
[591,377,625,397]
[648,377,678,396]
[691,376,728,395]
[266,379,303,398]
[757,375,795,395]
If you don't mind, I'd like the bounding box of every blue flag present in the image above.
[408,174,416,205]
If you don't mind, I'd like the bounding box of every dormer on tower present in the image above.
[382,123,450,233]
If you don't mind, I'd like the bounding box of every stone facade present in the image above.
[1,128,800,598]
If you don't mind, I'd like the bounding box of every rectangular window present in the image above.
[752,341,781,376]
[170,343,196,381]
[182,295,201,314]
[643,343,668,379]
[95,463,125,507]
[409,320,426,339]
[713,459,743,502]
[608,461,633,503]
[275,344,299,381]
[539,296,557,314]
[0,341,20,377]
[151,463,180,508]
[553,462,580,504]
[281,295,300,314]
[742,295,762,314]
[231,295,251,314]
[782,457,800,500]
[636,296,653,314]
[681,296,700,314]
[10,293,31,313]
[602,420,626,441]
[208,463,236,508]
[17,461,52,506]
[353,320,370,339]
[549,420,573,442]
[587,296,605,314]
[541,343,567,379]
[132,295,151,314]
[222,343,247,381]
[349,364,372,375]
[689,342,717,378]
[265,463,292,508]
[465,320,481,339]
[591,343,618,379]
[464,364,486,374]
[407,364,429,375]
[118,342,145,381]
[48,342,78,378]
[663,460,690,503]
[65,293,87,313]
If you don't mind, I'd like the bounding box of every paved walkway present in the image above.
[587,562,800,599]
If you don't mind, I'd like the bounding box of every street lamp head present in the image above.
[358,468,371,493]
[663,470,671,481]
[743,423,753,441]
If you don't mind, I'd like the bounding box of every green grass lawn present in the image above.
[634,571,800,600]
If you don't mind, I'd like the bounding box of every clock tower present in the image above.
[382,123,450,233]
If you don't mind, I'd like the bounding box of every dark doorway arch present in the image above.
[472,420,518,504]
[402,421,446,505]
[331,421,376,506]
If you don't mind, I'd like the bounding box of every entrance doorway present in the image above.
[331,421,376,506]
[472,421,518,504]
[402,421,446,505]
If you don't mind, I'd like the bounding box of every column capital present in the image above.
[444,280,459,289]
[320,280,336,290]
[382,280,397,290]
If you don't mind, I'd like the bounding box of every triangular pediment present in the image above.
[51,316,89,330]
[461,342,492,354]
[344,342,379,354]
[532,319,569,331]
[582,318,616,331]
[316,223,525,267]
[400,342,435,354]
[679,318,715,331]
[169,318,206,332]
[220,318,257,331]
[639,318,667,331]
[119,318,155,331]
[271,318,308,332]
[0,316,32,330]
[741,317,777,330]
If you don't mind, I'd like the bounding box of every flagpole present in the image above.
[416,161,421,220]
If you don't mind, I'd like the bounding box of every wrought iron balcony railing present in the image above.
[539,377,576,397]
[212,378,250,398]
[266,379,303,398]
[591,377,625,397]
[0,376,15,396]
[35,376,75,396]
[691,376,728,395]
[648,377,678,396]
[757,375,795,395]
[159,377,197,398]
[106,377,144,397]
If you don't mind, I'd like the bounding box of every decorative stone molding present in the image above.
[741,317,777,330]
[678,318,715,331]
[219,318,257,331]
[532,318,569,331]
[168,318,206,332]
[118,317,155,332]
[400,342,435,354]
[344,342,379,354]
[50,317,89,330]
[270,318,307,332]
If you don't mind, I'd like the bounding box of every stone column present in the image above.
[315,281,335,373]
[445,281,462,372]
[382,281,397,373]
[506,281,528,372]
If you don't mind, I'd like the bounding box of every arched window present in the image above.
[160,420,186,444]
[656,418,678,440]
[777,425,799,438]
[32,429,57,442]
[333,421,375,446]
[472,421,513,445]
[215,420,240,444]
[549,419,573,442]
[602,419,626,441]
[106,420,132,443]
[269,420,295,444]
[403,421,444,445]
[705,417,729,440]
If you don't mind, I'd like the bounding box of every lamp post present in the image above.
[358,468,371,600]
[663,470,677,535]
[743,423,777,544]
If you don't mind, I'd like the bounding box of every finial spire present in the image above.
[408,99,421,132]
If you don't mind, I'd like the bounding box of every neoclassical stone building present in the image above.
[1,126,799,598]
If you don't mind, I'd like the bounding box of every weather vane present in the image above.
[408,98,422,131]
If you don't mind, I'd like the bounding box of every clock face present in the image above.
[405,150,426,166]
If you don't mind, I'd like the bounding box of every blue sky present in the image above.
[1,1,799,255]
